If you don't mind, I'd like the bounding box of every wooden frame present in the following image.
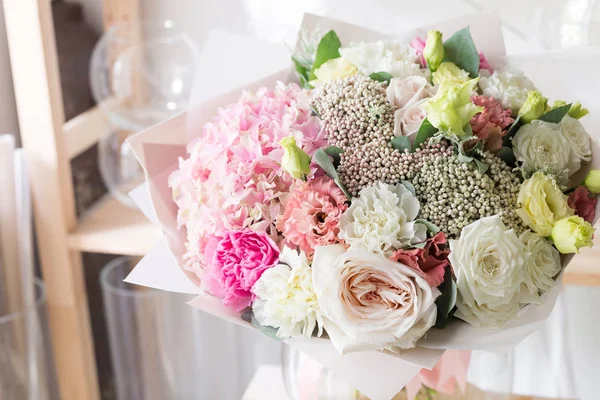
[1,1,599,399]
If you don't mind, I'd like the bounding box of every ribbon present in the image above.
[406,350,472,400]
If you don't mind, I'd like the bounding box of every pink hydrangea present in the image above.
[203,230,280,311]
[277,176,348,258]
[169,82,325,280]
[469,95,514,153]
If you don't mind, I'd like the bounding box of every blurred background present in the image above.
[0,0,599,399]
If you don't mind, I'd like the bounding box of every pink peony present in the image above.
[469,95,514,153]
[410,36,427,67]
[568,186,597,224]
[277,176,348,258]
[479,52,493,72]
[391,232,450,287]
[203,230,280,311]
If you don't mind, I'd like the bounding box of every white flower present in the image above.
[394,98,428,137]
[339,40,425,79]
[312,244,439,354]
[387,76,435,109]
[513,120,573,177]
[450,215,530,327]
[520,231,561,295]
[252,247,323,339]
[478,68,536,112]
[560,115,592,175]
[339,182,427,255]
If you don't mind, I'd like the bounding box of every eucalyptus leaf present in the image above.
[539,103,572,123]
[414,118,438,150]
[415,219,441,234]
[334,178,352,199]
[497,146,516,167]
[474,159,489,174]
[309,30,342,81]
[314,148,351,198]
[391,136,412,153]
[311,105,321,118]
[324,146,343,166]
[434,267,457,329]
[412,242,427,249]
[457,153,473,163]
[401,180,416,196]
[292,56,311,89]
[251,316,282,341]
[369,71,393,83]
[442,27,479,77]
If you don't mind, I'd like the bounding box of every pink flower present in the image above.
[203,230,280,311]
[469,95,514,153]
[479,52,493,72]
[391,232,450,287]
[410,36,427,67]
[277,176,348,258]
[568,186,597,224]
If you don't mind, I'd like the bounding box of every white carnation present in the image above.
[478,68,536,112]
[339,182,427,255]
[560,115,592,175]
[252,247,323,339]
[450,215,530,327]
[339,40,425,79]
[520,231,561,295]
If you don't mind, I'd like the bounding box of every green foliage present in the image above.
[442,27,480,77]
[390,136,412,153]
[414,118,439,150]
[434,267,457,329]
[539,103,572,123]
[314,148,352,198]
[369,71,393,83]
[309,30,342,81]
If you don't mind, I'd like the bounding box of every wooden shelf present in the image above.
[68,194,160,256]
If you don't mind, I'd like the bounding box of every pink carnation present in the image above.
[568,186,597,224]
[469,95,514,153]
[410,36,427,67]
[277,176,348,258]
[391,232,450,287]
[203,230,280,311]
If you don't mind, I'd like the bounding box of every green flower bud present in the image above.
[424,30,444,72]
[551,215,595,254]
[280,136,311,180]
[583,170,600,194]
[568,101,589,119]
[518,91,548,123]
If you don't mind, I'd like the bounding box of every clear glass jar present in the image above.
[282,345,514,400]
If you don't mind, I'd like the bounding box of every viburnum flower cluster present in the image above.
[170,26,599,364]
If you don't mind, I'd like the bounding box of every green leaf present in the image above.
[369,71,393,83]
[412,242,427,249]
[309,30,342,81]
[311,105,321,118]
[324,146,343,167]
[402,180,416,196]
[414,118,438,150]
[416,219,441,234]
[442,27,480,77]
[313,148,352,199]
[457,153,473,163]
[251,315,282,341]
[390,136,412,153]
[434,267,457,329]
[474,159,489,174]
[497,146,516,167]
[539,103,572,123]
[292,56,311,89]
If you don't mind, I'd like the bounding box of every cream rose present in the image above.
[387,76,435,109]
[513,120,572,177]
[394,99,428,137]
[560,115,592,175]
[450,215,530,327]
[312,244,439,354]
[519,231,561,295]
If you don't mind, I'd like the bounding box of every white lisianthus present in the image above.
[339,40,425,79]
[478,68,536,112]
[560,115,592,175]
[339,182,427,255]
[394,99,428,137]
[252,247,323,339]
[519,231,561,295]
[450,215,532,327]
[513,120,573,177]
[312,244,439,354]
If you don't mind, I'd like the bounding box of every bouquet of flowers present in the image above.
[127,14,600,400]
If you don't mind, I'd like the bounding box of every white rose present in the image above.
[339,40,426,79]
[478,68,536,112]
[387,76,435,109]
[339,182,427,255]
[394,99,428,137]
[312,244,439,354]
[252,247,323,339]
[450,215,530,327]
[520,231,561,295]
[513,120,573,177]
[560,115,592,175]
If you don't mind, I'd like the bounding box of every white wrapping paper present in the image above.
[126,14,600,400]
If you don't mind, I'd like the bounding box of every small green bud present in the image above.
[583,170,600,194]
[519,91,548,123]
[280,136,311,180]
[423,30,444,72]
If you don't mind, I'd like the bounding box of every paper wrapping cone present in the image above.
[126,14,600,400]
